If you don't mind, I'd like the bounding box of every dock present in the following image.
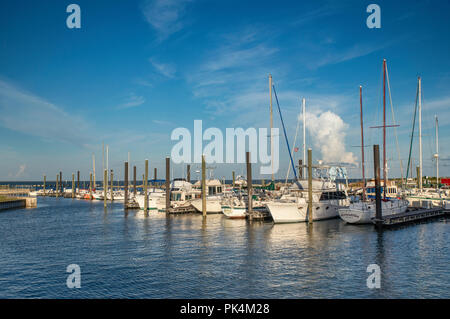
[375,207,449,227]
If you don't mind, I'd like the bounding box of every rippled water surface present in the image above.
[0,197,448,298]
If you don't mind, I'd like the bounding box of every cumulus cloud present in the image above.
[306,111,357,164]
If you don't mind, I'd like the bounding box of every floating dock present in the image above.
[375,207,449,227]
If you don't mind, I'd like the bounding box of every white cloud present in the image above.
[141,0,192,40]
[149,58,176,78]
[306,111,357,164]
[15,164,26,178]
[117,93,146,109]
[0,78,89,146]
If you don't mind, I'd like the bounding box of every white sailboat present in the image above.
[339,60,408,224]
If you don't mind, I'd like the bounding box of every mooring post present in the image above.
[43,175,46,196]
[110,170,114,201]
[232,171,235,188]
[124,162,129,209]
[56,174,59,198]
[299,159,303,179]
[416,166,420,189]
[133,166,137,197]
[186,165,190,183]
[77,170,80,193]
[202,155,206,218]
[103,169,107,208]
[246,152,253,217]
[154,167,157,181]
[89,173,93,200]
[308,149,313,224]
[374,145,382,229]
[72,173,75,199]
[165,157,170,213]
[144,159,149,213]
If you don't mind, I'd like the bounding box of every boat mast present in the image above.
[92,153,96,188]
[435,115,439,191]
[383,59,387,199]
[360,86,366,201]
[269,74,274,182]
[302,97,306,179]
[418,76,423,191]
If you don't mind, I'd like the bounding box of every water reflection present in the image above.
[0,197,448,298]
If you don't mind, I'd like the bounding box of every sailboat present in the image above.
[402,81,450,207]
[264,92,350,223]
[339,60,408,224]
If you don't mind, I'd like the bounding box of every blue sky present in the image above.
[0,0,449,181]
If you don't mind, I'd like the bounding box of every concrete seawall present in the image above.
[0,197,37,211]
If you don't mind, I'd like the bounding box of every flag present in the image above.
[294,147,299,152]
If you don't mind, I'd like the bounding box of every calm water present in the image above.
[0,197,448,298]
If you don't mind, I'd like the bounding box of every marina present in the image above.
[1,0,449,302]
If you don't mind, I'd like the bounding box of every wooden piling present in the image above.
[154,167,157,181]
[56,174,59,198]
[77,170,80,192]
[103,169,107,208]
[186,165,190,183]
[246,152,253,216]
[89,173,93,200]
[133,166,137,196]
[72,173,75,199]
[202,155,206,217]
[416,166,420,188]
[299,159,303,179]
[232,171,235,187]
[374,145,382,229]
[308,149,313,224]
[165,157,170,213]
[110,170,114,201]
[144,159,149,212]
[124,162,129,209]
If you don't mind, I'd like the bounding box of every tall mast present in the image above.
[383,59,387,199]
[102,142,105,175]
[269,74,273,181]
[302,98,306,178]
[435,115,439,191]
[360,86,366,201]
[418,76,423,191]
[92,153,96,188]
[106,145,109,172]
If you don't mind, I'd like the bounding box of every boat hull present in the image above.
[266,202,341,223]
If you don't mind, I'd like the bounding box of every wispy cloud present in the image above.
[117,93,146,109]
[15,164,26,177]
[152,119,175,126]
[0,78,89,146]
[311,42,387,68]
[141,0,192,40]
[149,58,176,78]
